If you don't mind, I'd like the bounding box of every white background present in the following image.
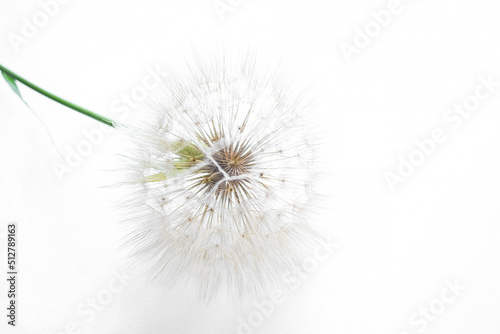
[1,0,500,333]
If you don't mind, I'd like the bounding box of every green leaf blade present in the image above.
[1,70,23,100]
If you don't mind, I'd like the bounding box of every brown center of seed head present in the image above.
[193,140,255,205]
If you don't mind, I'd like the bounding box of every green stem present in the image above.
[0,64,116,127]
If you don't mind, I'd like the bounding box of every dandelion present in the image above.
[120,53,323,301]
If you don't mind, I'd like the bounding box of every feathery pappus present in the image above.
[119,52,324,302]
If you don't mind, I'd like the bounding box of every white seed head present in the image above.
[120,53,323,302]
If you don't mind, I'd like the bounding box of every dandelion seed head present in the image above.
[121,53,323,302]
